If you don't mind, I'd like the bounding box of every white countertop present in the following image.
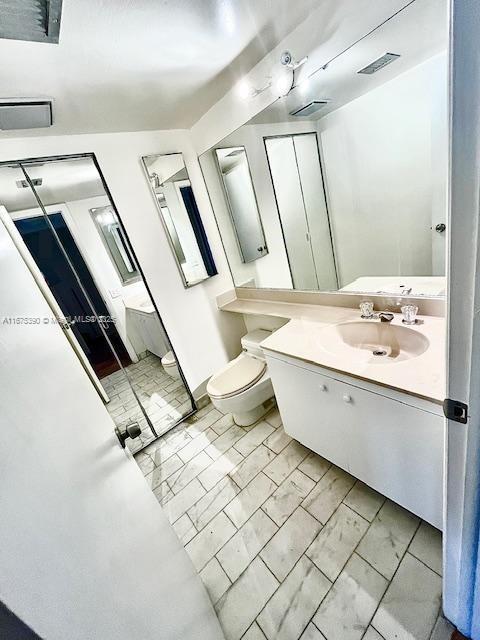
[259,308,445,404]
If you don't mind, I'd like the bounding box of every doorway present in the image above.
[15,211,131,378]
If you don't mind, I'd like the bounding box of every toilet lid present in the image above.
[162,350,176,366]
[207,354,266,399]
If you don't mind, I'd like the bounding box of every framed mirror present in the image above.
[91,205,140,284]
[215,147,268,263]
[199,0,448,298]
[141,153,217,288]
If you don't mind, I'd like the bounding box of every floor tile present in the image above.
[298,452,331,482]
[162,478,206,524]
[260,507,322,581]
[357,500,420,579]
[263,426,292,454]
[146,459,186,491]
[430,614,455,640]
[265,406,282,428]
[211,413,235,436]
[187,476,240,530]
[215,557,278,640]
[167,450,213,494]
[257,555,331,640]
[228,445,276,489]
[177,428,218,463]
[198,447,244,491]
[153,481,173,506]
[235,421,275,457]
[216,509,278,582]
[302,466,356,524]
[186,408,223,436]
[224,472,277,528]
[306,503,369,581]
[185,511,236,572]
[343,481,385,522]
[408,521,442,575]
[363,627,385,640]
[172,513,197,545]
[206,425,246,460]
[299,623,327,640]
[314,553,388,640]
[243,622,267,640]
[372,553,442,640]
[263,440,309,485]
[262,469,315,526]
[200,557,231,605]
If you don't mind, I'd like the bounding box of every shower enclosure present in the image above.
[0,154,195,452]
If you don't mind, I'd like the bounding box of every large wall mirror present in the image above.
[199,0,448,298]
[142,153,217,288]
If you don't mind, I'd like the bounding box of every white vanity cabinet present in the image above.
[265,351,444,529]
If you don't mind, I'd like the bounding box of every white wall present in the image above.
[317,53,448,287]
[0,130,247,393]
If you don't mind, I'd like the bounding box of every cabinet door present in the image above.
[344,387,443,529]
[266,355,351,472]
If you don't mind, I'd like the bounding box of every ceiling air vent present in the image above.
[0,0,63,44]
[0,100,53,130]
[357,53,400,75]
[290,100,330,117]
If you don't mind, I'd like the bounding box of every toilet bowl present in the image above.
[207,330,275,426]
[161,350,180,380]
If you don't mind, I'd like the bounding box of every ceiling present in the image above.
[0,0,322,136]
[249,0,447,125]
[0,157,105,211]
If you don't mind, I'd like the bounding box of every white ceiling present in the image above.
[0,0,322,137]
[0,158,105,211]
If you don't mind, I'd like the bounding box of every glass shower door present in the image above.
[0,155,195,452]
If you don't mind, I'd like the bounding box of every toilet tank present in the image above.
[241,330,272,358]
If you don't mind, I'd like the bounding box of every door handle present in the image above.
[115,423,142,448]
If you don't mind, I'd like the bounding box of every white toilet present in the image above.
[207,330,275,426]
[161,350,181,380]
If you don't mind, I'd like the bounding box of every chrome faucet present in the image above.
[359,302,394,322]
[378,312,394,323]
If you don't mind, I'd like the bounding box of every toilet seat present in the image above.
[207,354,267,400]
[162,350,176,366]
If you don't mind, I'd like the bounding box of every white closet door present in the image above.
[265,136,318,289]
[294,133,338,290]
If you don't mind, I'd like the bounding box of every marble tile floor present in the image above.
[135,401,452,640]
[102,352,193,452]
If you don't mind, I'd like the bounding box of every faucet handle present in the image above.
[360,300,374,319]
[401,304,419,325]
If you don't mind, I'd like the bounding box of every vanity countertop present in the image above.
[259,309,445,404]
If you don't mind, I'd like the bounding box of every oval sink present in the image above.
[317,321,429,363]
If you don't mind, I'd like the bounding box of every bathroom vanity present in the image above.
[260,313,445,529]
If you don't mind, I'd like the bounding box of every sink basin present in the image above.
[317,321,429,364]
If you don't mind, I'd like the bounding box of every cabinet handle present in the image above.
[343,394,352,403]
[320,384,327,392]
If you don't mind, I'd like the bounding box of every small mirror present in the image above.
[215,147,268,263]
[91,205,140,284]
[141,153,217,287]
[200,0,448,297]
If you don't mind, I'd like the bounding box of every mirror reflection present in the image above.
[142,153,217,287]
[200,0,448,297]
[0,155,195,452]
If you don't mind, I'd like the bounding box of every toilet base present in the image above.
[232,397,276,427]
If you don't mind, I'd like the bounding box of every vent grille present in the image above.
[290,100,330,117]
[357,53,400,75]
[0,0,63,44]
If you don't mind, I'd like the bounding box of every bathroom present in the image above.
[0,1,478,640]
